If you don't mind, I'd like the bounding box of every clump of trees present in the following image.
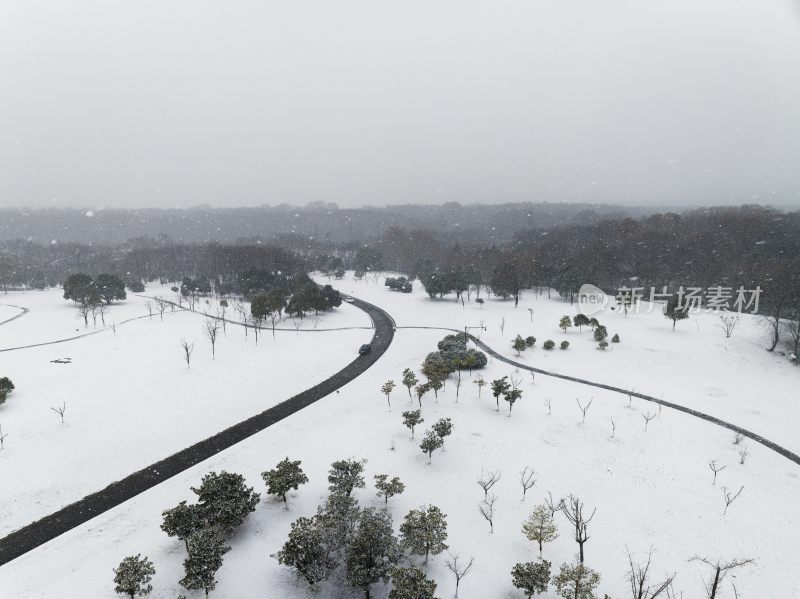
[63,273,127,326]
[385,276,413,293]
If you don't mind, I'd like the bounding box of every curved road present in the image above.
[399,325,800,467]
[0,303,29,327]
[0,295,394,566]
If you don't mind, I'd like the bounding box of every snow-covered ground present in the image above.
[0,276,798,598]
[0,286,370,535]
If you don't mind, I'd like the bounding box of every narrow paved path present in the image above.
[399,325,800,467]
[0,304,29,327]
[0,295,394,567]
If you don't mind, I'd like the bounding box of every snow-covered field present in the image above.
[0,276,798,598]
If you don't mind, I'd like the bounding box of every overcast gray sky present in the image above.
[1,0,799,209]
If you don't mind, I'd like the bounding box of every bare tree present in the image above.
[234,301,248,338]
[97,303,109,325]
[110,322,116,336]
[782,310,800,358]
[642,411,657,432]
[610,418,616,438]
[477,469,502,500]
[544,398,552,415]
[269,310,280,339]
[722,485,744,515]
[180,339,195,369]
[499,317,505,336]
[51,402,66,424]
[204,318,220,359]
[478,494,498,533]
[561,494,596,563]
[627,389,635,408]
[731,432,744,445]
[445,553,475,596]
[717,314,739,338]
[155,298,168,321]
[576,397,593,423]
[0,424,7,449]
[737,446,749,465]
[520,467,537,501]
[144,300,154,319]
[545,491,564,518]
[708,460,726,486]
[76,299,94,328]
[689,556,754,599]
[627,547,675,599]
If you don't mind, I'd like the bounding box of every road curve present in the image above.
[399,325,800,467]
[0,294,394,567]
[0,304,29,327]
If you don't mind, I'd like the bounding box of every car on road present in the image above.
[358,343,371,355]
[343,297,355,303]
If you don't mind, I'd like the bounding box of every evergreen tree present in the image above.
[261,457,309,506]
[345,508,402,598]
[180,529,230,597]
[588,318,600,330]
[389,567,439,599]
[316,491,361,549]
[374,474,405,506]
[399,505,448,563]
[402,410,424,438]
[503,385,523,412]
[611,334,620,343]
[559,315,573,333]
[113,554,155,598]
[513,335,527,356]
[161,500,205,550]
[0,377,14,404]
[381,380,396,408]
[431,418,453,447]
[664,297,689,330]
[491,376,511,411]
[274,516,336,587]
[191,471,260,535]
[525,336,536,347]
[402,368,418,399]
[420,430,444,464]
[573,314,590,331]
[63,273,95,303]
[511,561,551,598]
[554,563,601,599]
[522,505,558,557]
[95,273,127,303]
[415,383,431,408]
[328,458,367,496]
[593,325,608,344]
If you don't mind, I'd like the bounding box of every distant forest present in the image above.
[1,203,798,352]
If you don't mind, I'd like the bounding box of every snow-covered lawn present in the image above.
[0,286,370,535]
[1,276,798,598]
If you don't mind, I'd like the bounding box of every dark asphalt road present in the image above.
[0,295,394,567]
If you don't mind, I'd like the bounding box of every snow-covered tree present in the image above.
[402,368,418,399]
[345,508,402,598]
[522,505,558,558]
[420,430,444,463]
[559,316,573,333]
[389,567,438,599]
[593,325,608,343]
[381,380,397,409]
[503,378,523,413]
[511,561,551,598]
[473,376,486,398]
[0,377,14,405]
[316,492,361,550]
[180,529,230,597]
[402,410,424,439]
[113,554,155,598]
[191,471,260,535]
[513,335,527,356]
[400,505,448,563]
[374,474,405,506]
[491,376,510,411]
[274,515,337,587]
[261,457,309,506]
[432,418,453,447]
[573,314,590,331]
[415,383,431,408]
[553,563,600,599]
[664,298,689,330]
[328,458,367,496]
[161,500,205,550]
